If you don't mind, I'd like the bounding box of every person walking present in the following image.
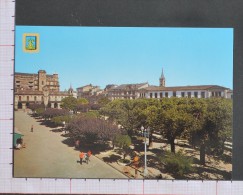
[86,150,92,164]
[79,151,84,165]
[31,125,34,132]
[133,155,139,178]
[75,140,80,149]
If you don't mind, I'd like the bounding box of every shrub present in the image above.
[51,115,72,126]
[42,108,69,119]
[162,150,194,177]
[35,108,45,116]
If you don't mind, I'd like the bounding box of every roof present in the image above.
[141,85,231,92]
[15,90,69,95]
[15,72,55,77]
[76,84,92,89]
[112,83,148,90]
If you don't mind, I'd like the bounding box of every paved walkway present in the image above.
[14,110,127,179]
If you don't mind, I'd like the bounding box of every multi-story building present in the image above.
[107,83,149,100]
[139,85,233,99]
[106,68,232,100]
[139,69,233,99]
[14,70,75,110]
[76,84,103,99]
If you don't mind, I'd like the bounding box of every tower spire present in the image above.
[161,68,165,79]
[160,67,165,87]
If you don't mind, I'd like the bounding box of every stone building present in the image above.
[14,70,75,110]
[76,84,103,99]
[107,83,149,100]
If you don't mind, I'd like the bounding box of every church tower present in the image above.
[159,68,165,87]
[68,84,74,96]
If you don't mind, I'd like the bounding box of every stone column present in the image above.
[57,103,61,109]
[14,97,18,110]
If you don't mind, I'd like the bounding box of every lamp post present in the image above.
[141,125,150,178]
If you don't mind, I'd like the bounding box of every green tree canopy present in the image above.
[61,96,77,111]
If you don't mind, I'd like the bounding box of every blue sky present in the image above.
[15,26,233,91]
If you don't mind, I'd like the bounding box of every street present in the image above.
[14,110,127,179]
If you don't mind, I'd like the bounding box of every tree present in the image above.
[61,96,77,111]
[42,108,69,119]
[77,98,89,105]
[76,104,90,112]
[186,98,232,165]
[51,115,72,126]
[161,107,193,153]
[203,98,232,158]
[146,98,193,153]
[29,103,45,111]
[114,134,132,160]
[66,115,121,145]
[100,99,154,136]
[98,97,111,107]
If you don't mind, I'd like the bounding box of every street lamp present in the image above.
[141,125,150,178]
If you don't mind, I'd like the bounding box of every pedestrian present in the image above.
[75,140,80,149]
[31,125,34,132]
[86,150,92,163]
[79,151,84,165]
[133,155,139,178]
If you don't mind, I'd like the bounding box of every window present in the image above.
[188,92,191,98]
[165,92,168,98]
[160,93,163,98]
[201,92,205,98]
[34,96,37,101]
[173,92,176,97]
[194,92,198,98]
[181,92,185,97]
[27,96,29,101]
[150,93,153,98]
[19,96,21,101]
[155,93,157,98]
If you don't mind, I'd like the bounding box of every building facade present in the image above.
[139,85,233,99]
[15,70,75,110]
[139,69,233,99]
[76,84,103,99]
[107,83,149,100]
[106,69,232,100]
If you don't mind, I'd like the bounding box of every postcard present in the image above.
[13,26,233,180]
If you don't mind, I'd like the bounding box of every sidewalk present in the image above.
[95,149,165,179]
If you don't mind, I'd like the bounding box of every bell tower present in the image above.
[159,68,165,87]
[38,70,46,91]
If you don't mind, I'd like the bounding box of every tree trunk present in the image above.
[169,138,175,153]
[149,132,153,148]
[200,143,206,165]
